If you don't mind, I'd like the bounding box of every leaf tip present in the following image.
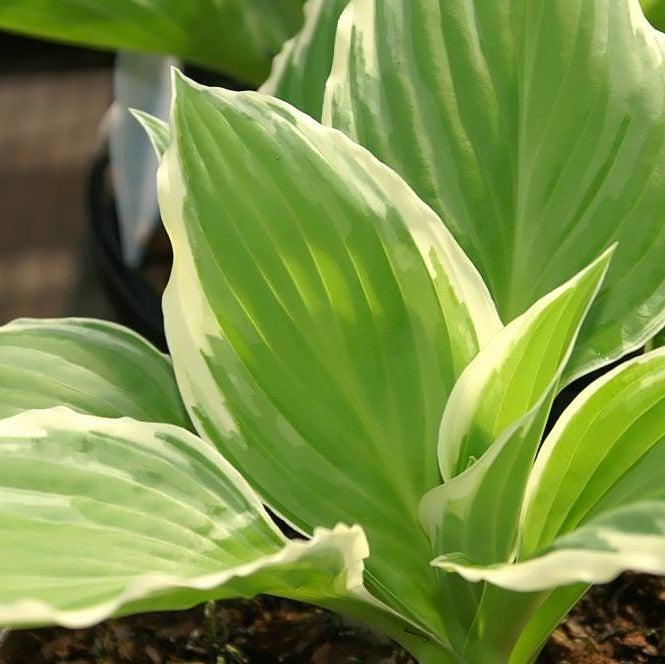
[130,108,170,159]
[598,241,618,266]
[170,67,206,106]
[564,243,617,301]
[582,243,617,291]
[170,65,190,90]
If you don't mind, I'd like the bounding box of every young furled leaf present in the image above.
[437,248,612,482]
[432,348,665,662]
[419,250,611,653]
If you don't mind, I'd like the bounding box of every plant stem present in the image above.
[204,600,218,664]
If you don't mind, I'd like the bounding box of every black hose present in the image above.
[88,146,167,351]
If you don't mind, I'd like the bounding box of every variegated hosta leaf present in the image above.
[0,318,189,427]
[132,111,170,159]
[437,249,611,482]
[157,71,501,640]
[261,0,349,118]
[433,348,665,597]
[421,397,558,657]
[0,0,305,85]
[324,0,665,382]
[447,584,587,664]
[418,254,609,655]
[520,347,665,557]
[436,345,665,661]
[0,408,370,629]
[435,501,665,592]
[435,511,664,662]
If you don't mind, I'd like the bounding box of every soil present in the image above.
[1,574,662,663]
[0,596,411,664]
[540,574,665,663]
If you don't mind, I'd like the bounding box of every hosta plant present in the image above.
[0,71,664,663]
[3,1,665,663]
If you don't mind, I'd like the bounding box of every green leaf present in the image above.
[0,0,306,84]
[506,586,588,664]
[420,396,557,655]
[0,318,189,427]
[437,249,612,482]
[418,254,609,655]
[431,347,665,656]
[261,0,349,118]
[0,407,371,629]
[422,392,557,564]
[132,110,170,159]
[158,71,501,641]
[641,0,665,30]
[520,347,665,557]
[324,0,665,382]
[431,582,586,664]
[434,501,665,591]
[648,326,665,350]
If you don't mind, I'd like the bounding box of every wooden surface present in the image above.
[0,38,114,323]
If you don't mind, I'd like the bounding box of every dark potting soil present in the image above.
[539,574,665,663]
[0,596,411,664]
[1,574,663,663]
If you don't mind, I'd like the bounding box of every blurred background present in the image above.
[0,2,309,353]
[0,35,114,323]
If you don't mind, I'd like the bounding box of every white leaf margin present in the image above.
[437,247,614,480]
[0,407,369,628]
[522,346,665,518]
[432,501,665,592]
[0,523,368,629]
[162,69,504,374]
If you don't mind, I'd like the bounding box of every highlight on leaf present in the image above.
[2,0,665,660]
[324,0,665,383]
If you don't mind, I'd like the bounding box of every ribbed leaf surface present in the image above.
[521,347,665,556]
[0,319,188,427]
[158,72,501,640]
[324,0,665,381]
[0,408,369,629]
[261,0,349,118]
